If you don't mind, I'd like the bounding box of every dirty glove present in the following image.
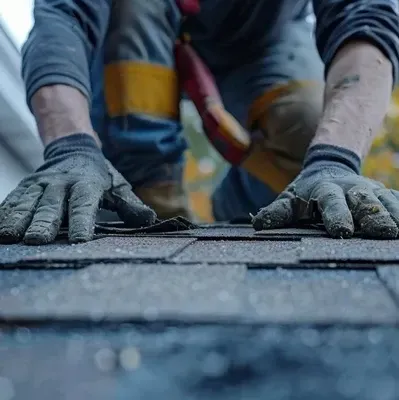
[252,144,399,239]
[0,133,157,244]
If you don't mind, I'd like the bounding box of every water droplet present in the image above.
[341,281,349,289]
[94,348,117,372]
[368,328,383,345]
[81,272,90,281]
[143,307,158,321]
[217,290,230,302]
[119,347,141,371]
[47,291,57,301]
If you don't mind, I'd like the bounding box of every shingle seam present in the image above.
[376,267,399,311]
[164,238,198,260]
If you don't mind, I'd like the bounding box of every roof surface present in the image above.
[1,223,399,399]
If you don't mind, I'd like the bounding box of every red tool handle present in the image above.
[175,0,200,15]
[175,42,222,111]
[175,42,251,164]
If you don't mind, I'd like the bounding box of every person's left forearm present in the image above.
[311,40,393,159]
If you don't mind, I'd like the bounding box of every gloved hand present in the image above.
[0,133,157,244]
[252,144,399,239]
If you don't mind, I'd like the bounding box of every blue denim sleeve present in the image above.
[313,0,399,84]
[21,0,112,108]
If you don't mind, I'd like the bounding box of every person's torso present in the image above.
[187,0,310,41]
[184,0,312,68]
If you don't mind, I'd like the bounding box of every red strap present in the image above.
[175,42,222,111]
[175,0,200,15]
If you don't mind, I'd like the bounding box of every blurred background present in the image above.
[0,0,398,222]
[0,0,43,201]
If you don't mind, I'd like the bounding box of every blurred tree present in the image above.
[363,88,399,189]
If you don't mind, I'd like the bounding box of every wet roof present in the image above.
[1,223,399,398]
[1,223,399,324]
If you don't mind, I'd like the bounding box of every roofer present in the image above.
[0,0,398,245]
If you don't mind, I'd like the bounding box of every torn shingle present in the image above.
[0,264,246,321]
[94,216,198,234]
[172,240,301,266]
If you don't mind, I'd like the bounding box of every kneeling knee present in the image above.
[249,82,324,170]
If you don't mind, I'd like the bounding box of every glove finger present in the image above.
[252,192,295,231]
[105,159,157,226]
[375,189,399,227]
[312,182,354,238]
[0,184,44,243]
[346,186,398,239]
[23,184,67,245]
[111,184,157,227]
[0,185,29,224]
[68,181,103,243]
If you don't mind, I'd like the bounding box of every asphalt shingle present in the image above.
[161,227,264,239]
[172,240,302,266]
[254,227,328,238]
[161,226,327,240]
[0,237,196,268]
[244,269,399,323]
[0,241,74,269]
[300,238,399,264]
[1,262,395,324]
[1,225,399,400]
[0,263,246,321]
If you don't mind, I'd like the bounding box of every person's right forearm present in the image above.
[31,85,98,146]
[22,0,111,119]
[22,0,111,146]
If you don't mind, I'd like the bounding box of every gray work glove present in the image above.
[0,133,157,244]
[252,144,399,239]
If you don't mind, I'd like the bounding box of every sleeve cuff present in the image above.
[322,29,399,89]
[315,1,399,89]
[26,74,90,112]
